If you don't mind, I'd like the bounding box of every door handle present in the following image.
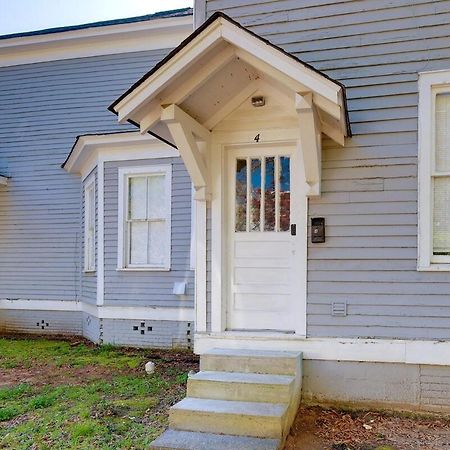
[290,224,297,236]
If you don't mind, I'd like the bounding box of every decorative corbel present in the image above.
[295,92,322,197]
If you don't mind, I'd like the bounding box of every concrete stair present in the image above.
[150,348,303,450]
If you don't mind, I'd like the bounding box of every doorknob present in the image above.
[290,224,297,236]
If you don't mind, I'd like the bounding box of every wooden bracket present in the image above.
[296,92,322,197]
[161,104,211,196]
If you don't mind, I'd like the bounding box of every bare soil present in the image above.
[285,406,450,450]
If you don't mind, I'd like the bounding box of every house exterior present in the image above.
[3,0,450,413]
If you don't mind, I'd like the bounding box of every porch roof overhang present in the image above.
[109,12,351,197]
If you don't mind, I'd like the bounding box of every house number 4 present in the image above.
[254,133,260,143]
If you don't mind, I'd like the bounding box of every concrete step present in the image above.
[169,397,288,439]
[187,370,295,403]
[149,429,280,450]
[200,348,302,375]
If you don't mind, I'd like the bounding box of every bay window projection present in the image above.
[118,165,172,270]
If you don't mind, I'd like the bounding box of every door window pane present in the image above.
[433,177,450,255]
[264,157,275,231]
[250,158,261,231]
[279,156,291,232]
[235,159,247,232]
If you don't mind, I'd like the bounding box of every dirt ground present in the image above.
[3,334,450,450]
[285,405,450,450]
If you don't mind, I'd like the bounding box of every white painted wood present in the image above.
[296,92,322,196]
[96,159,105,306]
[116,23,223,122]
[418,70,450,271]
[111,14,348,144]
[195,199,207,333]
[225,144,305,333]
[0,176,7,186]
[0,15,192,68]
[0,299,193,320]
[162,45,236,106]
[64,132,179,178]
[204,81,259,129]
[194,333,450,367]
[162,104,210,190]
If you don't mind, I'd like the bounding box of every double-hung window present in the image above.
[418,71,450,270]
[118,165,172,270]
[84,175,96,272]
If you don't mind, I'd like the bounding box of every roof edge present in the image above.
[0,8,193,42]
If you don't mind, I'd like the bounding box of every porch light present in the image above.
[251,96,265,107]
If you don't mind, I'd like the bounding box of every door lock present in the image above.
[290,224,297,236]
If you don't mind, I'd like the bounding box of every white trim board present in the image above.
[0,299,194,321]
[0,15,192,67]
[194,333,450,367]
[418,70,450,272]
[64,132,179,180]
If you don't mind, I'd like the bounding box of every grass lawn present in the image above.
[0,335,198,450]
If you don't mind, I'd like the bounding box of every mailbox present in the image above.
[311,217,325,243]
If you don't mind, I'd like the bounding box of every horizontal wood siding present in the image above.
[205,0,450,339]
[103,158,194,307]
[0,49,169,303]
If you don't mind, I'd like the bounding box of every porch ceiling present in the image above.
[109,12,351,148]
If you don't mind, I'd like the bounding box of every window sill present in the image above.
[116,267,171,272]
[83,269,96,274]
[417,264,450,272]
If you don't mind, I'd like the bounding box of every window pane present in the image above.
[148,221,166,266]
[129,221,148,265]
[147,174,166,219]
[235,159,247,232]
[128,177,147,220]
[435,93,450,172]
[433,177,450,256]
[279,156,291,232]
[264,157,275,231]
[250,158,261,231]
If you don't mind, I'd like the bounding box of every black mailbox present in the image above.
[311,217,325,243]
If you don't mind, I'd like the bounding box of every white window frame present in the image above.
[84,174,96,272]
[117,165,172,271]
[418,70,450,271]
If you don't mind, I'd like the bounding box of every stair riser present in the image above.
[170,409,285,439]
[187,379,293,404]
[200,356,298,375]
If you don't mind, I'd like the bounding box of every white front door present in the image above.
[227,144,305,332]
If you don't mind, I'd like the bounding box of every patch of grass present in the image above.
[0,406,19,421]
[28,393,57,410]
[0,336,198,449]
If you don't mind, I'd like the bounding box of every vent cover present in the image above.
[332,301,347,317]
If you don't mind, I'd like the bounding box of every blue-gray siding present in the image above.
[202,0,450,339]
[0,49,169,303]
[103,158,194,307]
